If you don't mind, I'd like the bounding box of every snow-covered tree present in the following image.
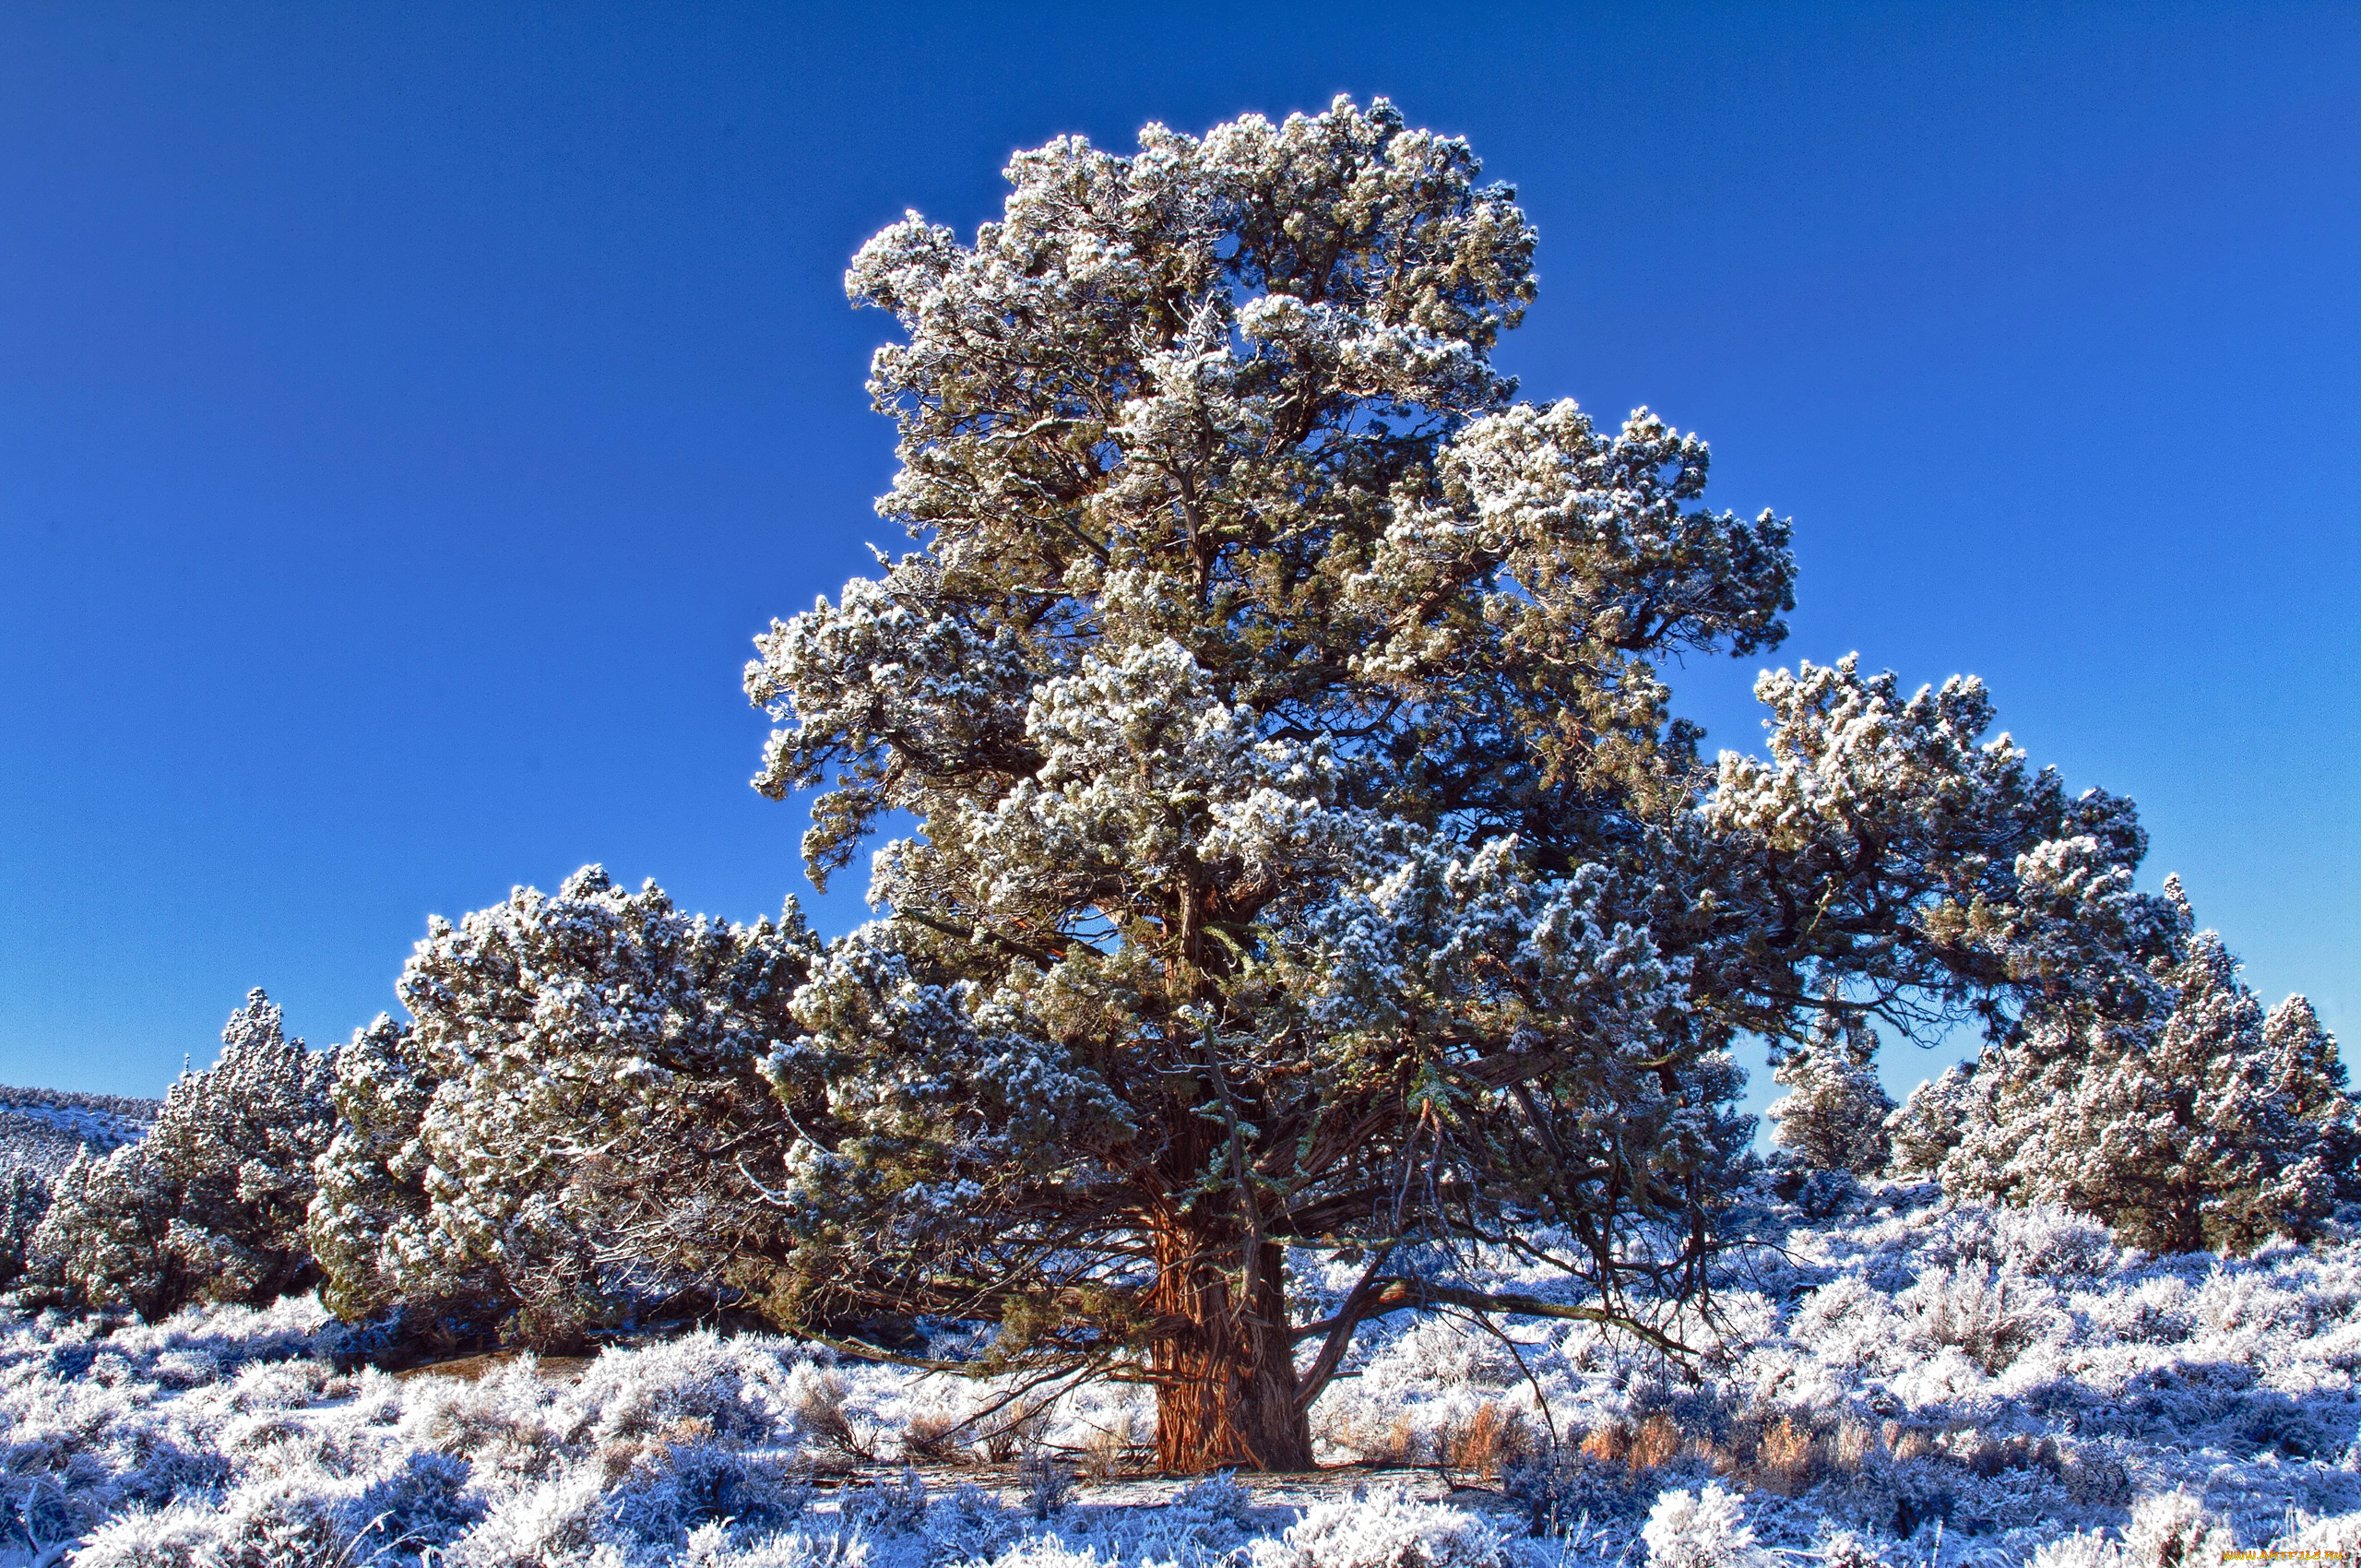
[1766,1003,1893,1175]
[0,1164,49,1291]
[310,867,817,1348]
[33,990,333,1319]
[2263,992,2361,1204]
[1937,880,2356,1253]
[738,98,2177,1471]
[1884,1062,1985,1178]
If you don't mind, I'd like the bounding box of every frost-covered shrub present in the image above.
[74,1504,241,1568]
[984,1474,1264,1568]
[2118,1491,2235,1568]
[1640,1485,1763,1568]
[310,867,818,1348]
[1817,1530,1889,1568]
[605,1443,812,1548]
[1249,1486,1506,1568]
[33,991,334,1319]
[684,1525,872,1568]
[350,1449,485,1557]
[2026,1491,2237,1568]
[2028,1533,2119,1568]
[839,1467,928,1536]
[575,1329,802,1447]
[444,1466,607,1566]
[1020,1452,1077,1520]
[1915,1200,2118,1281]
[1901,1260,2041,1374]
[75,1477,352,1568]
[925,1480,1019,1562]
[1169,1472,1254,1530]
[408,1362,574,1481]
[1501,1437,1654,1535]
[2284,1510,2361,1555]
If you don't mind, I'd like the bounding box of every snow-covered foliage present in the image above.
[29,991,332,1321]
[1287,1182,2361,1560]
[309,867,818,1348]
[1884,1066,1977,1181]
[2,97,2339,1566]
[1766,1006,1892,1175]
[0,1087,157,1286]
[1695,658,2172,1047]
[1928,885,2356,1254]
[1640,1484,1762,1568]
[0,1167,49,1291]
[1252,1486,1505,1568]
[14,1185,2361,1565]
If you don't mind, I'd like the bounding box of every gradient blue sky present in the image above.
[0,5,2353,1123]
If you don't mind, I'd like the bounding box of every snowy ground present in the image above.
[10,1182,2361,1566]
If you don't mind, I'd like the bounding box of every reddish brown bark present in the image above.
[1145,1217,1315,1473]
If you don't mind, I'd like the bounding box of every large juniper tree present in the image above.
[742,99,2167,1470]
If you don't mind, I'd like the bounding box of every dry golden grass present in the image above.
[1630,1413,1683,1469]
[1572,1408,1916,1497]
[1332,1396,2070,1499]
[1078,1409,1151,1480]
[1834,1420,1883,1470]
[979,1399,1053,1464]
[900,1410,972,1467]
[1580,1420,1630,1467]
[792,1372,876,1467]
[1754,1416,1821,1495]
[1318,1404,1428,1466]
[1434,1401,1533,1481]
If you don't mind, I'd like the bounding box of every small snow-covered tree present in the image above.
[0,1164,50,1290]
[310,867,816,1348]
[1766,1003,1893,1174]
[1884,1062,1984,1178]
[2263,992,2361,1205]
[34,990,333,1318]
[737,98,2177,1470]
[1939,880,2356,1253]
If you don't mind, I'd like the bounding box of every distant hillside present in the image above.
[0,1084,160,1175]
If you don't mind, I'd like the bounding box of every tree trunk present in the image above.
[1146,1218,1315,1472]
[2161,1182,2207,1255]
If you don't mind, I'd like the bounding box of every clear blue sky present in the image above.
[0,5,2353,1117]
